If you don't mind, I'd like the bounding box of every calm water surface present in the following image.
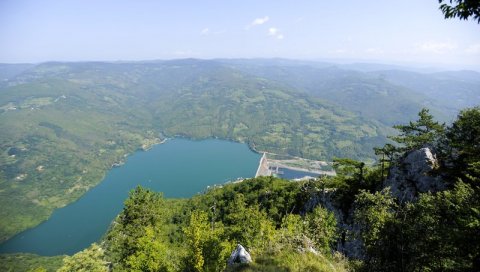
[277,168,320,179]
[0,139,260,256]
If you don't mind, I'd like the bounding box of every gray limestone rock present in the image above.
[384,146,445,202]
[227,244,252,266]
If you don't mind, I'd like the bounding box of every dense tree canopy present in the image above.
[57,244,108,272]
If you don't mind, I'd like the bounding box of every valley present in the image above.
[0,59,479,267]
[0,138,259,255]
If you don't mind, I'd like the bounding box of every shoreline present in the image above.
[255,153,271,177]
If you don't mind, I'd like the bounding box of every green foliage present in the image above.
[305,207,338,253]
[0,253,64,272]
[3,59,479,272]
[122,186,164,228]
[354,181,480,272]
[183,210,233,272]
[354,189,397,255]
[99,178,349,271]
[223,195,277,252]
[322,158,383,216]
[57,243,108,272]
[184,211,208,271]
[445,107,480,181]
[28,267,47,272]
[125,226,172,272]
[333,158,365,182]
[347,106,480,271]
[373,143,396,181]
[439,0,480,23]
[403,181,480,271]
[189,176,301,227]
[0,75,157,241]
[104,187,166,268]
[389,108,444,152]
[278,214,305,248]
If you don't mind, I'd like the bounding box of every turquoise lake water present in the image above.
[0,138,260,256]
[277,168,320,180]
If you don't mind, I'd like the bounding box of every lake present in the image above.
[0,138,260,256]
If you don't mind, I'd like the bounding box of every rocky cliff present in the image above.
[384,146,446,202]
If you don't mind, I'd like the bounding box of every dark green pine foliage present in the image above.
[444,107,480,182]
[389,108,445,152]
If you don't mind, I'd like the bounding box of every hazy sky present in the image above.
[1,0,479,68]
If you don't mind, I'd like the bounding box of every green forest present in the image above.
[3,107,477,271]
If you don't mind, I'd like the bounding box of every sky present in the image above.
[1,0,479,69]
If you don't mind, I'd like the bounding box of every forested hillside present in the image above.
[0,60,387,241]
[33,106,477,272]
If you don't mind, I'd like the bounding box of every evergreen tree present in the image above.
[104,186,165,268]
[445,107,480,181]
[389,108,444,152]
[373,143,397,180]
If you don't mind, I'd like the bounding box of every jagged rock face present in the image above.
[227,244,252,266]
[303,190,364,259]
[384,147,445,202]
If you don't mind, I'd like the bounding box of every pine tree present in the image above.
[389,108,444,152]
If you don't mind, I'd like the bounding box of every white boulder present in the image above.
[227,244,252,265]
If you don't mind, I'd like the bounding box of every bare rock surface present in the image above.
[227,244,252,266]
[384,146,445,202]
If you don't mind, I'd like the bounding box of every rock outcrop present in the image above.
[302,188,364,259]
[227,244,252,266]
[384,146,445,202]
